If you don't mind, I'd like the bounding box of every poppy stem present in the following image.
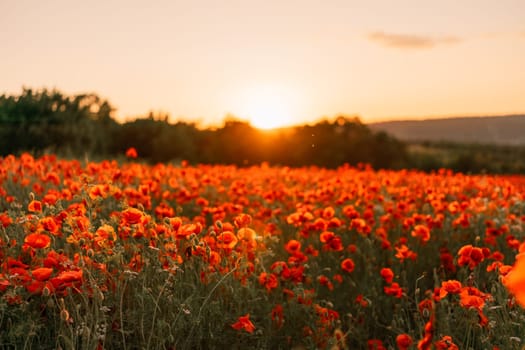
[183,262,239,349]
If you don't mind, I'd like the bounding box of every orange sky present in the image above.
[1,0,525,128]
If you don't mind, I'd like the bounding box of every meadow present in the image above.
[1,152,525,349]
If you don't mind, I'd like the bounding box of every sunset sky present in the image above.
[2,0,525,129]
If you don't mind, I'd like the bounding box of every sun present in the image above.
[248,102,293,130]
[234,84,298,130]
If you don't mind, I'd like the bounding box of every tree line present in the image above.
[1,88,523,173]
[0,88,407,169]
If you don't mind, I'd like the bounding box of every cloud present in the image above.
[367,31,461,49]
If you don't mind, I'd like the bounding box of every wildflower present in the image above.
[333,274,343,284]
[318,275,334,291]
[503,252,525,307]
[271,261,290,279]
[350,218,371,235]
[231,314,255,333]
[207,251,221,266]
[0,213,13,228]
[0,275,10,292]
[40,217,59,235]
[314,303,339,324]
[380,267,394,284]
[234,213,252,228]
[121,207,144,225]
[434,335,459,350]
[31,267,53,281]
[418,299,434,315]
[50,269,83,291]
[457,245,486,269]
[320,231,343,251]
[284,239,301,255]
[438,280,462,299]
[258,272,278,292]
[28,200,43,213]
[459,287,487,310]
[237,227,256,242]
[355,294,369,307]
[54,270,83,283]
[367,339,386,350]
[271,304,284,329]
[384,283,403,298]
[333,328,346,348]
[440,248,456,273]
[417,316,434,350]
[125,147,138,158]
[24,233,51,249]
[411,224,430,243]
[175,223,201,240]
[395,245,417,262]
[216,231,238,250]
[341,258,355,273]
[322,206,335,219]
[396,333,413,350]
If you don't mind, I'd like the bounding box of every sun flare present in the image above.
[234,84,298,130]
[248,105,292,130]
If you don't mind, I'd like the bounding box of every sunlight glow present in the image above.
[235,84,298,130]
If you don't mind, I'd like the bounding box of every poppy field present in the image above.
[1,152,525,349]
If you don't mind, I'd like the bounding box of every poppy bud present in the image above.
[60,309,70,321]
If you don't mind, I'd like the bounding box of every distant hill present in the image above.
[368,114,525,145]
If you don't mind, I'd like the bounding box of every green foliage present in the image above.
[407,141,525,174]
[0,155,525,348]
[1,89,409,169]
[0,88,118,156]
[3,88,525,174]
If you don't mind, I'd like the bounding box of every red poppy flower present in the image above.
[459,287,486,310]
[318,275,334,291]
[231,314,255,333]
[28,200,43,213]
[216,231,238,249]
[24,233,51,249]
[233,213,252,228]
[0,213,12,228]
[384,282,403,298]
[259,272,278,292]
[320,231,335,243]
[271,304,284,329]
[122,207,144,225]
[175,223,201,240]
[0,273,11,292]
[40,216,60,235]
[380,268,394,284]
[434,335,459,350]
[457,245,486,269]
[125,147,138,158]
[31,267,54,281]
[284,239,301,255]
[320,231,344,251]
[396,333,413,350]
[502,253,525,307]
[395,245,417,262]
[341,258,355,273]
[55,270,83,283]
[411,224,430,242]
[438,280,462,299]
[367,339,386,350]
